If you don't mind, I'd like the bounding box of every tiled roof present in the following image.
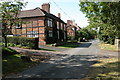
[18,7,66,23]
[18,7,45,18]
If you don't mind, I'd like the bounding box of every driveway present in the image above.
[5,39,118,79]
[39,45,69,52]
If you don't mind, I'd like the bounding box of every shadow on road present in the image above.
[79,42,92,48]
[4,54,111,79]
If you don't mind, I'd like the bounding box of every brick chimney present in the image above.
[58,13,61,18]
[42,3,50,13]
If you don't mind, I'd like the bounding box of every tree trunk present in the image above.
[4,35,7,47]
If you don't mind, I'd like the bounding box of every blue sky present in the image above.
[23,0,89,28]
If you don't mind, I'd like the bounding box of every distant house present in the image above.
[5,3,67,46]
[67,20,80,40]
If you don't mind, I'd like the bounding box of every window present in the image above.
[64,24,66,30]
[27,35,33,38]
[57,31,59,39]
[61,23,63,29]
[27,31,38,38]
[16,23,22,29]
[57,22,59,29]
[64,32,66,40]
[48,19,52,27]
[32,31,38,37]
[49,30,53,37]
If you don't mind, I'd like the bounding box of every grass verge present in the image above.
[98,43,118,51]
[57,43,80,48]
[86,58,120,80]
[2,47,37,77]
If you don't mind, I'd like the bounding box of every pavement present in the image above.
[4,39,118,79]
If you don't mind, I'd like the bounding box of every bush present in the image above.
[2,37,38,49]
[7,43,16,47]
[2,47,19,56]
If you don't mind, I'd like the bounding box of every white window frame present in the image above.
[49,30,53,37]
[27,35,33,38]
[27,31,38,38]
[57,22,59,29]
[48,19,52,27]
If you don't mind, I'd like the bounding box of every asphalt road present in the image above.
[5,39,118,79]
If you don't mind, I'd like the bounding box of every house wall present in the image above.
[67,26,75,37]
[10,16,67,46]
[67,20,76,39]
[11,17,46,45]
[45,17,67,44]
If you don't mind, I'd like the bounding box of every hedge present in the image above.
[2,36,38,49]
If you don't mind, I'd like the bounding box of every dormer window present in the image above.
[16,22,22,29]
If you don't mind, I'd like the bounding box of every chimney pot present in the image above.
[58,13,61,18]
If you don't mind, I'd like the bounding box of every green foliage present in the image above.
[2,37,38,49]
[57,43,80,48]
[1,1,27,47]
[7,43,16,47]
[78,27,97,41]
[79,2,120,44]
[67,36,77,42]
[2,47,19,55]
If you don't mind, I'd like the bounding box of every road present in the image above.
[5,39,118,79]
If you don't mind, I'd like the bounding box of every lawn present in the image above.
[2,47,37,77]
[84,58,120,80]
[98,43,118,51]
[57,43,80,48]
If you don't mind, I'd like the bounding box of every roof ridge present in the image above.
[21,8,37,12]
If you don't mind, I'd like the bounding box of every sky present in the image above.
[22,0,89,28]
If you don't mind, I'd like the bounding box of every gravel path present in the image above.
[4,39,118,79]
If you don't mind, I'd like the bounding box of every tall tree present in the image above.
[79,2,120,44]
[0,1,27,47]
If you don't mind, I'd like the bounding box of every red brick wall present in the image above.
[67,26,75,37]
[11,17,46,46]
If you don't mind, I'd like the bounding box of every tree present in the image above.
[0,1,27,47]
[78,27,97,42]
[79,2,120,44]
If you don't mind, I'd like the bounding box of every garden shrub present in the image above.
[2,37,38,49]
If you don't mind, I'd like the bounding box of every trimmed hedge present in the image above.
[2,37,38,49]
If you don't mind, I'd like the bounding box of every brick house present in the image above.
[67,20,80,40]
[8,3,67,46]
